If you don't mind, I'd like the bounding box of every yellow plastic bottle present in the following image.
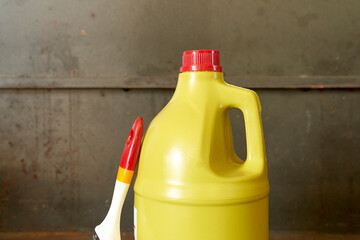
[134,50,269,240]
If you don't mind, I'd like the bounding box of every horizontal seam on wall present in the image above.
[0,75,360,89]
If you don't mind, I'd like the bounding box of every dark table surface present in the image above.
[0,232,359,240]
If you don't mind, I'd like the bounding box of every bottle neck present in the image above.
[173,71,225,99]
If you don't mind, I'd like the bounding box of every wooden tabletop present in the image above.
[0,232,132,240]
[0,232,359,240]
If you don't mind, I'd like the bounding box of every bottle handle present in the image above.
[221,84,266,175]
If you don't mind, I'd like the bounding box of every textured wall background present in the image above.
[0,0,359,234]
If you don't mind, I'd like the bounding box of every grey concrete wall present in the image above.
[0,0,359,234]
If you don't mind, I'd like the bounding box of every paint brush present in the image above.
[93,117,144,240]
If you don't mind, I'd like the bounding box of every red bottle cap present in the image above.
[180,50,222,73]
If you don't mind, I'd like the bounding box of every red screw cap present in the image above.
[180,50,222,73]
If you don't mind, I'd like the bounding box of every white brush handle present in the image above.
[95,181,130,240]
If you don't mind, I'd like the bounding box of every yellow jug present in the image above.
[134,50,269,240]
